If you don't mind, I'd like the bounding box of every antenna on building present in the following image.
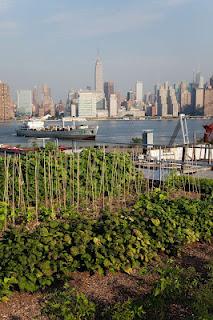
[192,69,195,83]
[97,48,101,60]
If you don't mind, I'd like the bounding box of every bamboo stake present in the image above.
[69,154,72,207]
[77,152,80,211]
[35,153,39,222]
[89,151,95,209]
[43,151,48,208]
[12,156,15,225]
[85,150,91,207]
[72,153,75,206]
[25,153,30,209]
[60,151,67,209]
[3,153,9,230]
[123,152,126,206]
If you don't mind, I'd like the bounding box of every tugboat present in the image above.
[16,119,99,140]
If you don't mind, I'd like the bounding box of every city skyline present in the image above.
[0,0,212,99]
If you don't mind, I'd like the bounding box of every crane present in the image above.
[169,114,189,146]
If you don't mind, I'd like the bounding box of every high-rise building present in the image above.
[95,56,103,93]
[109,94,118,117]
[194,88,204,114]
[17,90,33,115]
[78,91,97,118]
[157,85,168,116]
[55,100,64,117]
[41,84,54,116]
[179,82,192,113]
[0,81,14,121]
[157,83,179,117]
[96,92,106,110]
[146,105,157,117]
[32,87,40,116]
[65,90,79,117]
[127,90,135,101]
[168,87,179,117]
[116,92,122,112]
[136,81,143,102]
[204,86,213,117]
[104,81,114,107]
[195,72,204,89]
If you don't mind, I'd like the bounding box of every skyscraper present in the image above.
[109,94,118,117]
[32,86,40,116]
[41,84,54,116]
[204,87,213,117]
[136,81,143,102]
[157,85,168,117]
[95,56,103,93]
[195,72,204,89]
[168,87,179,117]
[0,81,14,121]
[157,83,179,117]
[179,82,192,114]
[17,90,33,115]
[78,91,97,118]
[104,81,114,107]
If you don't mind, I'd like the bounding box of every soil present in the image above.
[0,241,212,320]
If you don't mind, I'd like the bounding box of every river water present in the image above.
[0,118,211,148]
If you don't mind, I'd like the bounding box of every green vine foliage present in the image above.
[42,287,96,320]
[0,190,212,300]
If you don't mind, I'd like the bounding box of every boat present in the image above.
[16,119,99,140]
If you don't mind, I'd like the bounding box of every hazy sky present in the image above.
[0,0,213,100]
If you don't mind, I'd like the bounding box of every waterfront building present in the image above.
[96,93,106,111]
[168,87,179,117]
[96,109,108,118]
[104,81,114,107]
[190,72,205,114]
[95,56,103,93]
[55,100,64,117]
[109,94,118,117]
[71,104,77,117]
[32,86,41,116]
[17,90,33,115]
[41,84,55,116]
[0,81,14,121]
[192,88,204,114]
[157,83,179,117]
[157,85,168,116]
[136,81,143,102]
[204,87,213,117]
[179,82,192,113]
[146,105,157,117]
[65,90,78,117]
[116,92,122,112]
[78,91,97,118]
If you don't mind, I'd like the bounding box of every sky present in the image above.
[0,0,213,100]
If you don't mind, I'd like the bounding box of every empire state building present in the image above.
[95,56,103,93]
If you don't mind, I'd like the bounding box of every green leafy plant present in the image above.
[42,287,96,320]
